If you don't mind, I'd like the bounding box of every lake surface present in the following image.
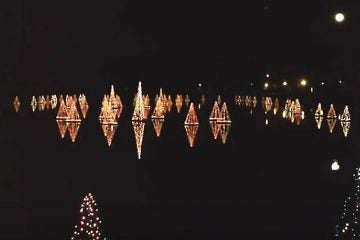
[1,92,359,240]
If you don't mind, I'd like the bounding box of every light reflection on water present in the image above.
[8,89,358,239]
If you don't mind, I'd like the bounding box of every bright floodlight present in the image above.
[282,81,288,86]
[331,160,340,171]
[264,82,269,89]
[300,79,307,87]
[266,74,270,78]
[335,13,345,23]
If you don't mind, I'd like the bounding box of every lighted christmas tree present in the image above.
[151,97,165,119]
[184,94,190,108]
[152,118,164,137]
[67,100,82,122]
[57,99,70,120]
[217,102,231,123]
[252,96,257,108]
[59,95,64,105]
[245,96,250,107]
[209,121,220,140]
[219,123,231,144]
[340,105,351,121]
[68,122,81,143]
[154,94,159,106]
[167,95,173,112]
[184,125,198,147]
[184,103,199,125]
[57,120,68,139]
[132,121,145,159]
[335,168,360,238]
[315,116,323,130]
[44,95,50,110]
[234,96,240,106]
[264,97,272,113]
[144,94,150,109]
[70,193,107,240]
[175,94,183,113]
[101,123,118,146]
[327,118,337,133]
[132,82,145,121]
[293,99,302,115]
[50,94,58,109]
[99,96,117,124]
[38,96,45,111]
[209,101,222,121]
[80,95,89,119]
[314,103,324,117]
[327,104,337,119]
[30,96,37,112]
[13,96,20,112]
[341,121,350,137]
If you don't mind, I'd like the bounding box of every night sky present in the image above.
[0,0,359,92]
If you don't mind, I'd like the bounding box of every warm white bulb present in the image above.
[331,160,340,171]
[335,13,345,23]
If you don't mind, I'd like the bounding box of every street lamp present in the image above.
[335,13,345,23]
[300,79,307,87]
[264,82,269,89]
[282,81,288,86]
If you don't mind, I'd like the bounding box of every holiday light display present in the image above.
[143,95,151,119]
[70,193,106,240]
[68,122,81,143]
[13,96,20,112]
[209,101,222,121]
[184,103,199,125]
[245,96,251,107]
[184,94,190,108]
[132,120,145,159]
[184,125,198,147]
[152,118,164,137]
[57,99,70,121]
[315,117,323,130]
[218,102,231,123]
[67,100,82,122]
[175,94,183,113]
[101,123,118,146]
[327,104,337,119]
[210,121,220,140]
[151,97,165,119]
[335,168,360,238]
[252,96,257,108]
[264,97,272,113]
[219,123,231,144]
[37,96,45,111]
[327,118,337,133]
[99,96,117,125]
[314,103,324,117]
[79,94,89,119]
[45,95,51,109]
[341,121,350,137]
[167,95,173,112]
[234,96,241,106]
[132,82,145,121]
[51,94,58,109]
[293,99,302,115]
[57,120,68,139]
[340,105,351,121]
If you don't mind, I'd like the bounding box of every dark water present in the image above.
[1,93,359,240]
